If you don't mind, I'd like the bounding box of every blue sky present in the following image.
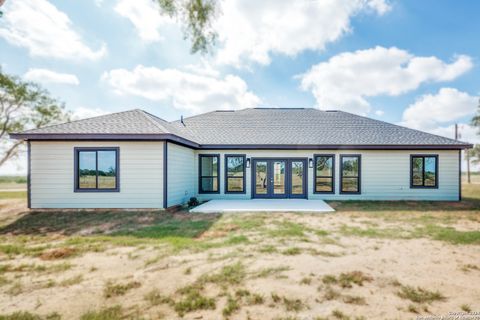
[0,0,479,173]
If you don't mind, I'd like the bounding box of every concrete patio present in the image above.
[189,199,335,213]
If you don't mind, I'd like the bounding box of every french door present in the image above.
[252,158,307,199]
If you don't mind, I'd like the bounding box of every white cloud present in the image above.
[101,65,261,114]
[24,68,80,85]
[114,0,174,43]
[298,46,473,114]
[375,110,385,116]
[71,107,109,120]
[0,0,106,60]
[401,88,477,130]
[214,0,390,66]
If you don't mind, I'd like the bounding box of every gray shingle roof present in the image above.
[171,108,467,146]
[21,109,169,135]
[12,108,469,147]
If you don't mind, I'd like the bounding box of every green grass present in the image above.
[281,247,302,255]
[0,311,60,320]
[80,306,123,320]
[200,262,246,287]
[269,221,309,238]
[222,295,240,317]
[0,191,26,199]
[340,224,480,245]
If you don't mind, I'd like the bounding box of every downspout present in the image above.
[163,141,168,209]
[27,141,31,209]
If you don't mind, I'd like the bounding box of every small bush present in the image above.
[397,285,445,303]
[187,197,199,207]
[103,280,141,298]
[222,294,240,317]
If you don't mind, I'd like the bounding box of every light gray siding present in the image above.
[167,143,196,207]
[30,141,164,208]
[194,149,459,202]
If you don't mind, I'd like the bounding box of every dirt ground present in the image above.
[0,186,479,319]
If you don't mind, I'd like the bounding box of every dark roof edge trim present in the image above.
[9,133,199,148]
[199,144,473,150]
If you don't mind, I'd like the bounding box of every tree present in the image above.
[472,98,480,134]
[0,69,70,167]
[155,0,218,54]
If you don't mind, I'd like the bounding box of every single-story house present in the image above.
[10,108,472,209]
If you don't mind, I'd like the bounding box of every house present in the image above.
[10,108,472,209]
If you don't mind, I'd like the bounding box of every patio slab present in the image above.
[189,199,335,213]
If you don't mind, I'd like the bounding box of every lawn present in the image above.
[0,185,478,319]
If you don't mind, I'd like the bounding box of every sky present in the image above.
[0,0,479,174]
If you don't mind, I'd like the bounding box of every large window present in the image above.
[314,155,335,193]
[411,155,438,188]
[340,155,360,194]
[199,154,220,193]
[75,147,119,192]
[225,154,246,193]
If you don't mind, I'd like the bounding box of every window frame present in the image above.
[410,154,439,189]
[313,154,335,194]
[340,154,361,194]
[224,154,246,194]
[198,154,220,194]
[74,147,120,192]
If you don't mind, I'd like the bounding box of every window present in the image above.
[75,147,119,192]
[411,155,438,188]
[314,155,335,193]
[199,154,219,193]
[340,155,360,194]
[225,154,246,193]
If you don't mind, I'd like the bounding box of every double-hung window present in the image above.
[75,147,119,192]
[340,155,361,194]
[411,155,438,188]
[314,155,335,193]
[225,154,246,193]
[199,154,220,193]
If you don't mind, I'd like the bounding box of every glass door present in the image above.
[252,158,307,199]
[254,160,268,197]
[289,160,306,198]
[271,160,287,198]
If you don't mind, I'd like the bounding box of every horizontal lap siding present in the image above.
[167,143,196,207]
[195,150,459,201]
[30,141,164,208]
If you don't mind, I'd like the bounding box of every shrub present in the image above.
[188,197,199,207]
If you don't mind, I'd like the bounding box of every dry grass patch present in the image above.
[39,247,77,260]
[321,271,372,288]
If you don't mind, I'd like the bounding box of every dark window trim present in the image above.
[313,154,335,194]
[340,154,361,194]
[224,154,246,194]
[410,154,439,189]
[198,154,220,194]
[74,147,120,192]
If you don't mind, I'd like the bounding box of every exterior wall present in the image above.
[194,149,460,201]
[30,141,164,208]
[167,142,196,207]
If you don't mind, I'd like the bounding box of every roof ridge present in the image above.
[20,108,137,134]
[138,110,171,133]
[336,110,468,145]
